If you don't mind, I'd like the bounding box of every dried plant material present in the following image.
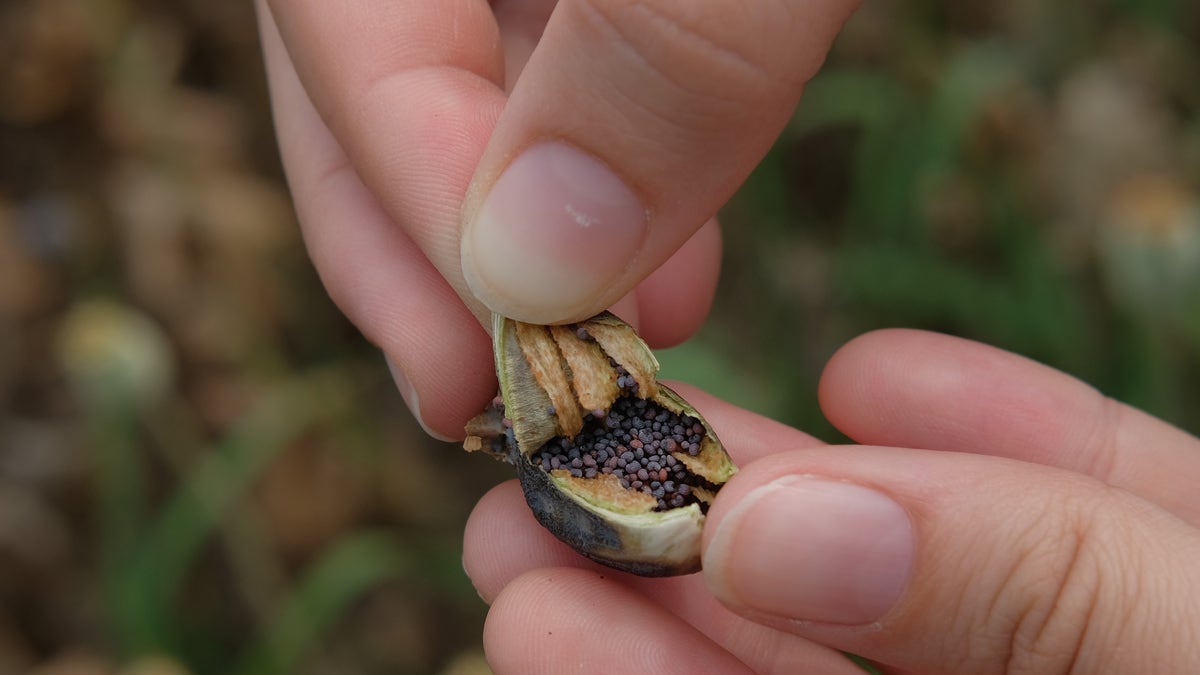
[550,471,659,514]
[688,487,718,508]
[549,324,620,412]
[514,321,583,438]
[464,312,736,576]
[582,316,660,400]
[495,318,558,453]
[656,387,737,485]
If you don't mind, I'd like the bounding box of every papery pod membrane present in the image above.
[464,312,737,576]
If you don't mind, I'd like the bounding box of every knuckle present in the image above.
[999,489,1137,674]
[1074,392,1125,484]
[572,0,790,104]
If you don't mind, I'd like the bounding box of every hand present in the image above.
[254,0,860,439]
[464,329,1200,673]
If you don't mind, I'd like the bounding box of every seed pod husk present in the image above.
[464,312,736,576]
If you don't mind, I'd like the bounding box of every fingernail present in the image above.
[704,476,913,625]
[385,357,455,443]
[461,142,647,324]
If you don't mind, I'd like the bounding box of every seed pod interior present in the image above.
[548,325,620,412]
[465,312,737,577]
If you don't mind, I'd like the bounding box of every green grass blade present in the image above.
[113,370,353,656]
[232,531,413,675]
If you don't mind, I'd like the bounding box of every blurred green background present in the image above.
[1,1,1197,674]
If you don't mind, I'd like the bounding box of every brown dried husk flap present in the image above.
[491,312,665,457]
[465,311,739,577]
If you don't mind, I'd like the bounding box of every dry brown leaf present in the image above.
[514,322,583,437]
[583,317,660,400]
[549,325,620,412]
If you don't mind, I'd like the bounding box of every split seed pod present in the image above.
[464,312,736,576]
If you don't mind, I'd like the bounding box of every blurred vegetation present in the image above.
[671,1,1200,440]
[0,0,1196,674]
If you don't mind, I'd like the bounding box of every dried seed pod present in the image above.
[464,312,736,576]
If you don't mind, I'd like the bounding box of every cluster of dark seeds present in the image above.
[613,364,640,397]
[532,395,708,511]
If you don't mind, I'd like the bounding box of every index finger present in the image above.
[820,329,1200,525]
[264,0,505,311]
[263,0,724,340]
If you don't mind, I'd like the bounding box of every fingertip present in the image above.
[386,358,457,442]
[818,328,917,398]
[636,218,723,349]
[483,567,757,675]
[463,481,527,603]
[481,568,610,674]
[698,444,1200,675]
[818,328,1098,456]
[817,328,967,441]
[466,0,858,325]
[377,305,496,440]
[702,471,913,626]
[606,291,642,331]
[461,141,649,324]
[463,481,583,603]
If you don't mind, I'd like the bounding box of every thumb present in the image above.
[460,0,859,324]
[701,447,1200,674]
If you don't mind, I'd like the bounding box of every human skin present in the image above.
[466,330,1200,674]
[256,2,1200,672]
[255,0,859,439]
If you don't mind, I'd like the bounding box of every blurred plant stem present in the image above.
[230,532,414,675]
[88,368,364,661]
[92,396,159,652]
